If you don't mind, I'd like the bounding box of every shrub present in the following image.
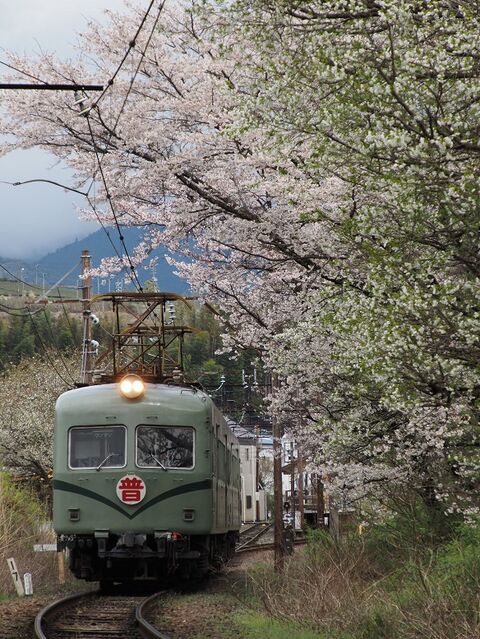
[0,473,57,597]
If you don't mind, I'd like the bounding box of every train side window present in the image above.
[69,426,126,469]
[136,426,194,469]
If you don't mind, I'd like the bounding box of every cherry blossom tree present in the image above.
[1,0,479,513]
[0,356,77,479]
[214,0,480,511]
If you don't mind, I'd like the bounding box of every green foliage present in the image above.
[363,495,460,576]
[242,507,480,639]
[0,310,82,370]
[235,611,344,639]
[0,473,45,537]
[176,301,264,389]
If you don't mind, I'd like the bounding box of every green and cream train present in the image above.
[54,375,241,585]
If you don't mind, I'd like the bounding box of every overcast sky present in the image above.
[0,0,129,259]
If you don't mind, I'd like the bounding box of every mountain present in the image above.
[1,227,189,294]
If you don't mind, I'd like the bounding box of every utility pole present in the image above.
[81,249,92,385]
[255,423,260,522]
[315,474,326,528]
[273,374,285,570]
[298,454,305,530]
[290,441,296,531]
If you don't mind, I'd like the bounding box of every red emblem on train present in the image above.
[116,475,146,504]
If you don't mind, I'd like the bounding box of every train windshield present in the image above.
[69,426,126,469]
[136,426,194,469]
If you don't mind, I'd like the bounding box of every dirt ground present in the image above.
[0,582,94,639]
[149,550,274,639]
[0,594,55,639]
[0,552,273,639]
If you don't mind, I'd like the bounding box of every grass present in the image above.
[0,473,68,598]
[153,587,339,639]
[240,504,480,639]
[235,611,347,639]
[0,278,78,300]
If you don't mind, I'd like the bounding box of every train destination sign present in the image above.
[116,474,146,504]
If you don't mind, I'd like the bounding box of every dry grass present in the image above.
[246,534,375,631]
[0,474,63,598]
[244,529,480,639]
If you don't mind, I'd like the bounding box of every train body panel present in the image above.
[53,382,241,582]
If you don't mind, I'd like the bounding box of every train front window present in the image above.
[69,426,126,469]
[136,426,194,469]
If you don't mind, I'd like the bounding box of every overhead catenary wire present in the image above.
[90,0,158,110]
[39,307,78,385]
[83,123,144,293]
[0,301,44,317]
[82,2,166,294]
[1,1,165,318]
[0,59,49,85]
[86,0,166,193]
[56,287,80,343]
[0,262,34,288]
[27,312,75,388]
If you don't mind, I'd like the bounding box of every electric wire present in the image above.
[27,312,75,388]
[81,1,166,301]
[0,263,34,288]
[0,301,43,317]
[56,286,80,344]
[90,0,158,110]
[40,307,78,385]
[86,0,165,196]
[2,2,164,343]
[84,153,143,292]
[0,59,48,85]
[85,194,132,274]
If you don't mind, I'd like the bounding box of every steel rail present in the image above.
[136,591,170,639]
[236,522,273,551]
[236,538,306,554]
[34,589,168,639]
[34,590,98,639]
[239,522,263,537]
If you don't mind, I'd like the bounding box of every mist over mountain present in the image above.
[0,227,189,294]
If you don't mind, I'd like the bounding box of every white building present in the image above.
[232,422,271,523]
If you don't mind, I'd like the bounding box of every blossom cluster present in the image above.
[1,0,479,513]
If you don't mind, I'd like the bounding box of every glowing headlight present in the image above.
[119,374,145,399]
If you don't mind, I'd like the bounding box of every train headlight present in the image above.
[119,374,145,399]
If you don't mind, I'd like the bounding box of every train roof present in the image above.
[56,383,213,415]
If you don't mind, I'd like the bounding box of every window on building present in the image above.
[246,495,252,509]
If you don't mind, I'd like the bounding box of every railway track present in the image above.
[34,590,167,639]
[237,522,273,551]
[236,537,306,554]
[236,522,308,554]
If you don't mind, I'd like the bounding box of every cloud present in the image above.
[0,0,130,259]
[0,149,97,259]
[0,0,128,56]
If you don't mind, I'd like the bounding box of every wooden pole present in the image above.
[255,423,260,522]
[81,249,92,384]
[290,443,295,530]
[298,456,305,530]
[57,552,65,585]
[315,474,325,528]
[273,375,285,570]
